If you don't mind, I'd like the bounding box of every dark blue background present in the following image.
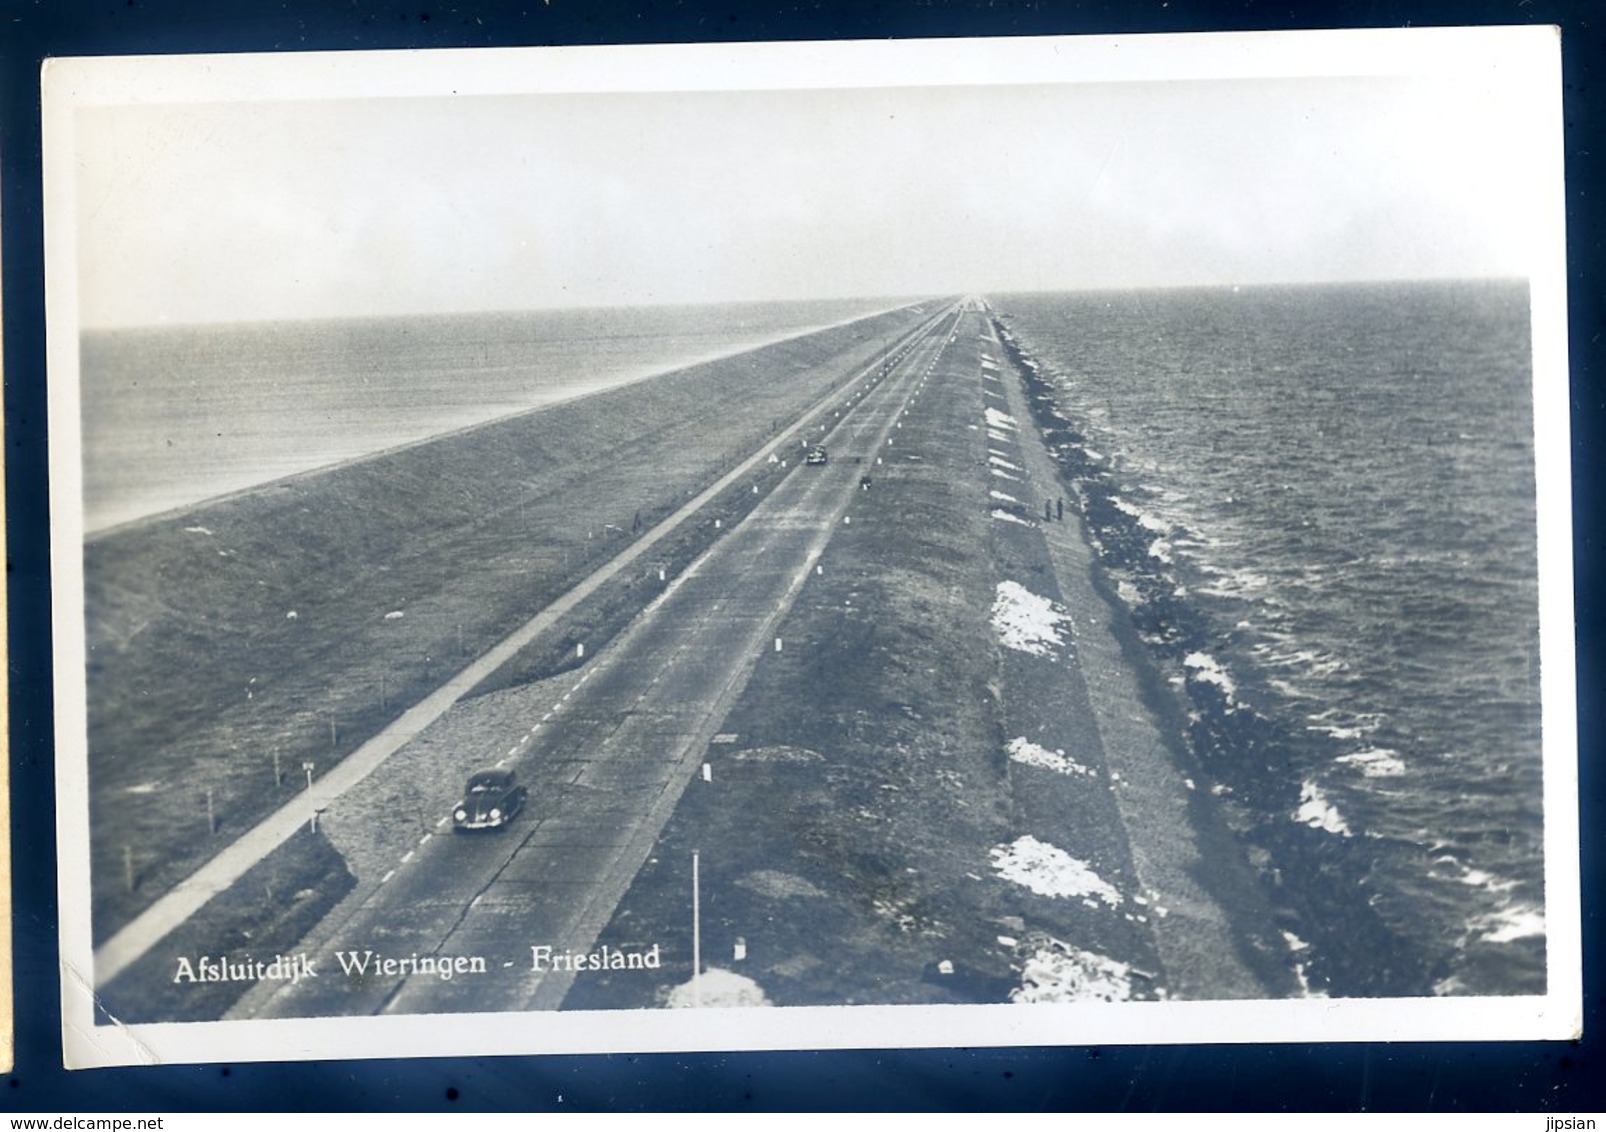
[2,0,1600,1112]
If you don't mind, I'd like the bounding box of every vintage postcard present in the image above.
[44,28,1577,1067]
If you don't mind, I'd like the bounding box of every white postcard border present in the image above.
[45,26,1579,1068]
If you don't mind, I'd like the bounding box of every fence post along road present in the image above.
[90,302,961,999]
[234,304,969,1019]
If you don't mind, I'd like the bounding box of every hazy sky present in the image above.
[70,67,1551,327]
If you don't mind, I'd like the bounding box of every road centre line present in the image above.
[501,307,965,1012]
[90,303,956,988]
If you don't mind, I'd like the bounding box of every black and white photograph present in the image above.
[44,27,1578,1067]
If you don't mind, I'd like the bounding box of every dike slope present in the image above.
[989,310,1428,997]
[565,308,1273,1011]
[81,304,933,942]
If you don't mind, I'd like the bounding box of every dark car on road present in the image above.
[806,445,828,466]
[453,768,527,831]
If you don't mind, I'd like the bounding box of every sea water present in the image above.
[79,285,1545,996]
[994,281,1544,997]
[78,298,902,533]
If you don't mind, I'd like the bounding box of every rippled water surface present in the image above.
[80,298,901,533]
[996,281,1542,996]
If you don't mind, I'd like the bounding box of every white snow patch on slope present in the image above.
[991,581,1070,658]
[991,509,1035,527]
[985,407,1018,431]
[990,835,1122,905]
[1012,938,1134,1004]
[1006,737,1094,777]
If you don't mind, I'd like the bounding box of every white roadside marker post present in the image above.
[692,850,702,1008]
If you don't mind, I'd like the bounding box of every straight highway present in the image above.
[241,304,965,1018]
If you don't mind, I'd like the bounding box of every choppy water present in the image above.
[79,298,903,533]
[992,281,1544,997]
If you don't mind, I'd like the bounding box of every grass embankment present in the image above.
[989,313,1434,997]
[567,312,1164,1010]
[98,829,354,1024]
[85,306,931,944]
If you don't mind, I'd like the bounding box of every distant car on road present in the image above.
[806,446,829,466]
[453,768,527,832]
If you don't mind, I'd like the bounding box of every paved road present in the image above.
[92,303,951,989]
[243,306,965,1018]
